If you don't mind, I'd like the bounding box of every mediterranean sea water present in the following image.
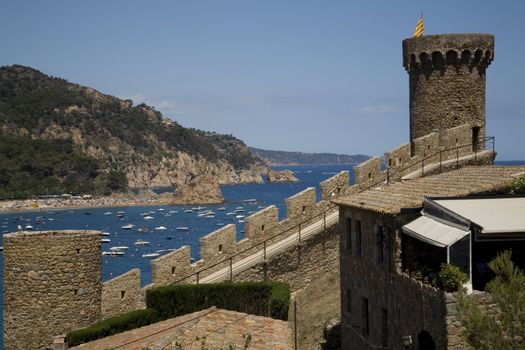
[0,161,523,345]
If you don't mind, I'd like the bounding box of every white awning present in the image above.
[435,198,525,234]
[402,216,469,248]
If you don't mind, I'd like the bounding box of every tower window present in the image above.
[120,291,126,299]
[218,244,223,252]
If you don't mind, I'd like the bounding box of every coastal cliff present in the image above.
[0,65,267,200]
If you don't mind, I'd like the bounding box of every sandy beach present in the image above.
[0,193,174,214]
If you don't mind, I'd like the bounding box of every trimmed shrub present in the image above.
[270,282,290,320]
[146,281,289,321]
[437,263,469,292]
[67,308,159,346]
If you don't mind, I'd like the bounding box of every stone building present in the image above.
[334,166,525,349]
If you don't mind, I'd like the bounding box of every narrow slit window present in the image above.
[120,291,126,299]
[356,220,362,256]
[218,244,223,252]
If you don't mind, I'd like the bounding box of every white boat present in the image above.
[143,216,154,220]
[234,208,245,213]
[155,226,167,230]
[226,212,236,216]
[238,219,245,223]
[157,208,165,211]
[121,224,134,229]
[216,223,225,226]
[142,252,160,258]
[236,215,245,219]
[101,238,111,243]
[243,199,257,203]
[109,246,129,251]
[0,246,3,251]
[168,210,178,214]
[104,212,112,216]
[176,226,189,231]
[24,225,33,230]
[102,251,124,256]
[134,239,150,246]
[101,232,110,236]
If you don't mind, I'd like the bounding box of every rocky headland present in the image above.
[0,65,268,203]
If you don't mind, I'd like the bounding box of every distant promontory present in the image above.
[249,147,370,166]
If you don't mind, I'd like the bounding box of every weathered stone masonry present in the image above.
[3,230,102,350]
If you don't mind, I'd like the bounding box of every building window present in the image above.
[361,297,369,336]
[261,224,265,232]
[381,307,388,347]
[302,205,306,214]
[120,291,126,299]
[171,266,176,275]
[346,218,352,251]
[218,244,223,252]
[346,289,352,313]
[377,226,385,264]
[356,220,362,256]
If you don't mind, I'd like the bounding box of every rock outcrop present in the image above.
[267,169,299,183]
[172,174,224,204]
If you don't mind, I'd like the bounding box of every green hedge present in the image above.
[67,281,290,346]
[270,282,290,320]
[146,281,289,321]
[67,308,159,346]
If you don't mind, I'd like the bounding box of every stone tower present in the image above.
[403,34,494,151]
[3,230,102,350]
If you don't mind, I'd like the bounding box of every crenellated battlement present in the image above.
[403,34,494,72]
[352,123,495,187]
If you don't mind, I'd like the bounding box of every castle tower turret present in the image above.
[3,230,102,350]
[403,34,494,150]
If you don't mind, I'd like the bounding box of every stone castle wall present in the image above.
[100,171,350,320]
[101,268,145,319]
[233,222,340,292]
[352,123,495,188]
[3,230,102,350]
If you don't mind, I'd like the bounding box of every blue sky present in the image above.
[1,1,524,160]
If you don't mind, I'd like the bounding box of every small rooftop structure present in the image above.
[69,307,292,350]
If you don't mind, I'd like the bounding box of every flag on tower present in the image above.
[413,14,424,37]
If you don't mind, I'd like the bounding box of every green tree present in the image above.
[458,250,525,350]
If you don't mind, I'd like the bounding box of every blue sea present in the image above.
[0,161,523,345]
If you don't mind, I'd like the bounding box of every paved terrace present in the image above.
[332,165,525,214]
[71,307,292,350]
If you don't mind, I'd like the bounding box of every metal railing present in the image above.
[368,136,495,189]
[171,203,339,285]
